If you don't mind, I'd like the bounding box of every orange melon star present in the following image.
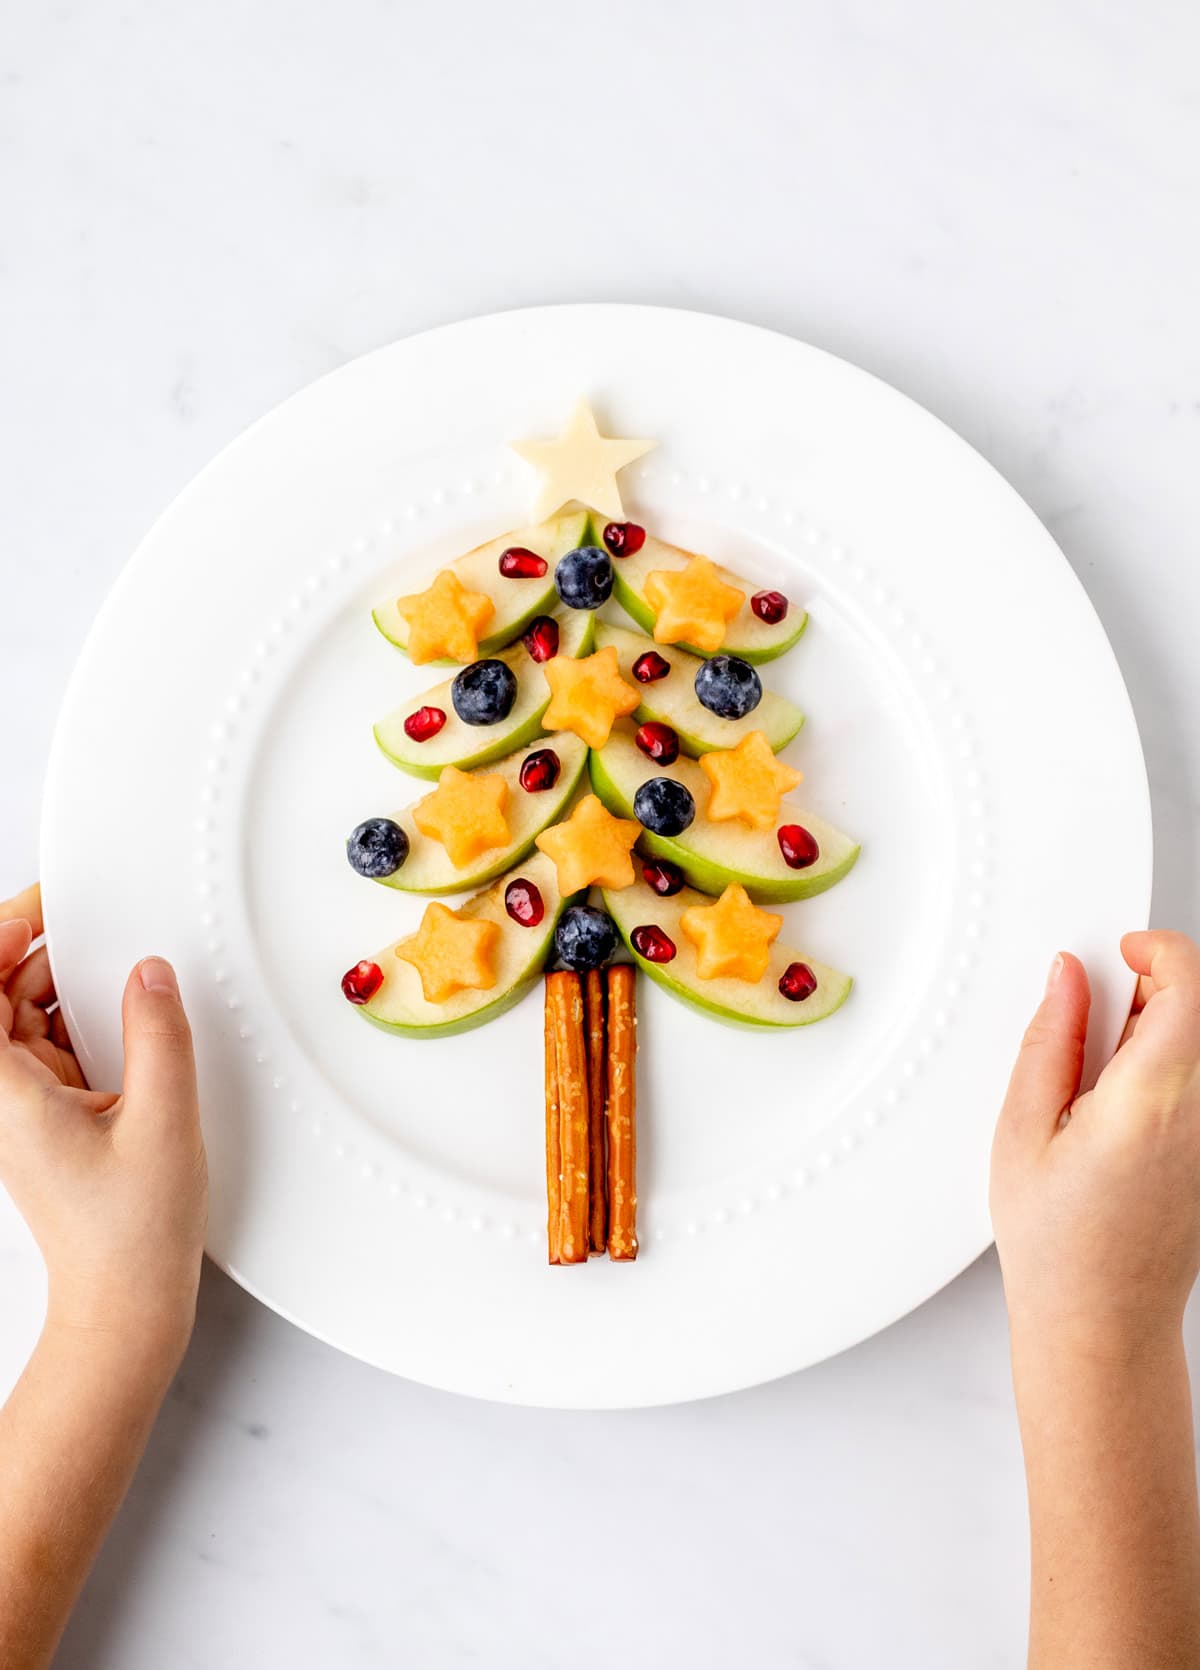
[412,766,509,868]
[395,569,495,665]
[535,794,640,895]
[542,645,640,750]
[679,885,783,983]
[394,902,499,1003]
[643,554,745,653]
[699,731,804,831]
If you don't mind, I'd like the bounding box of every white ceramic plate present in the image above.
[42,306,1151,1408]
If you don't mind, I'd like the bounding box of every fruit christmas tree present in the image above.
[340,401,859,1036]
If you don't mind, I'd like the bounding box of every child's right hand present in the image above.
[0,884,208,1362]
[991,930,1200,1362]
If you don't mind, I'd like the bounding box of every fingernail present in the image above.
[139,957,179,996]
[1045,954,1064,996]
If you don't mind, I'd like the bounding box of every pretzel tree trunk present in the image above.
[548,972,590,1265]
[585,969,608,1255]
[605,965,638,1262]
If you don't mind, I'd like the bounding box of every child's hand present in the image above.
[991,931,1200,1363]
[0,883,207,1359]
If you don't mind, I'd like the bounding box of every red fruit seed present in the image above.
[751,589,790,625]
[777,824,820,870]
[519,748,561,793]
[505,878,545,927]
[403,705,447,743]
[499,546,548,579]
[342,960,384,1005]
[602,521,646,558]
[632,649,671,683]
[631,923,677,963]
[635,721,680,765]
[779,961,818,1003]
[522,615,560,663]
[641,857,685,896]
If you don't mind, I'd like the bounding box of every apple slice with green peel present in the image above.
[375,610,595,779]
[593,623,804,756]
[595,522,808,663]
[590,727,859,903]
[360,854,569,1039]
[602,879,852,1029]
[373,510,589,662]
[372,735,588,894]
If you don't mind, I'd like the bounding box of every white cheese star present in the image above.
[509,399,655,521]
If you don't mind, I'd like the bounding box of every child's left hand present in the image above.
[0,883,208,1358]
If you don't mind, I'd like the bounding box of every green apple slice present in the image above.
[375,610,595,779]
[590,727,859,903]
[598,524,808,663]
[603,879,852,1029]
[361,854,568,1039]
[593,623,803,756]
[371,734,588,894]
[373,510,589,661]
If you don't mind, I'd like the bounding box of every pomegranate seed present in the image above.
[602,521,646,558]
[403,705,447,743]
[779,961,818,1003]
[641,857,685,896]
[523,615,559,662]
[342,960,384,1004]
[505,878,545,927]
[519,747,561,793]
[777,824,820,870]
[631,923,677,962]
[633,649,671,683]
[499,546,548,579]
[636,721,680,765]
[751,589,790,625]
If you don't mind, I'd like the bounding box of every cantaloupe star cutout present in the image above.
[412,766,510,868]
[699,731,803,831]
[644,554,745,654]
[396,569,495,665]
[542,646,640,750]
[535,794,640,896]
[395,902,499,1004]
[509,399,655,521]
[679,884,783,983]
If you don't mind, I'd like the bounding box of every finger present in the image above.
[21,1036,97,1094]
[0,884,43,939]
[1117,1011,1139,1051]
[998,953,1092,1147]
[5,945,54,1009]
[0,920,33,986]
[13,999,50,1043]
[1121,931,1200,994]
[49,1009,72,1052]
[119,958,200,1136]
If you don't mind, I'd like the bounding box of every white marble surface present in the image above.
[3,1,1200,1664]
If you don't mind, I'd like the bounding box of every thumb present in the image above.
[120,958,199,1128]
[997,952,1091,1147]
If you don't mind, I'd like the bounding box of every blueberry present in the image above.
[347,817,409,878]
[451,658,518,726]
[633,777,695,837]
[554,545,613,611]
[554,904,619,972]
[694,654,762,720]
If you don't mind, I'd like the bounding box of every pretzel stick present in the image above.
[544,981,563,1266]
[584,969,608,1255]
[548,972,589,1264]
[605,965,638,1261]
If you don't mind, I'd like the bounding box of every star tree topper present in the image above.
[509,399,655,521]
